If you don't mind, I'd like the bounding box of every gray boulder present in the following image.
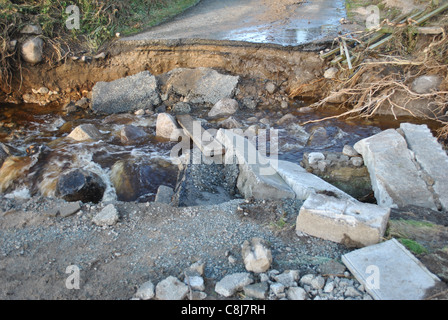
[164,67,239,105]
[91,71,161,114]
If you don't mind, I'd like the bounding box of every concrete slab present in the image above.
[276,160,354,201]
[342,238,443,300]
[296,193,390,247]
[354,129,436,209]
[215,129,295,200]
[400,123,448,210]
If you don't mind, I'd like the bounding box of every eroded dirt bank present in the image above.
[2,39,327,105]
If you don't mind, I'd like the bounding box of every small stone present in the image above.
[94,52,106,60]
[21,37,44,64]
[21,24,42,35]
[342,145,360,157]
[215,273,253,297]
[75,97,89,109]
[286,286,307,300]
[308,152,325,165]
[68,124,102,141]
[350,157,364,167]
[37,87,49,95]
[344,286,362,298]
[280,101,289,109]
[58,201,81,218]
[324,67,338,79]
[184,275,205,291]
[154,185,174,204]
[241,237,272,273]
[208,98,239,118]
[266,82,277,94]
[155,113,179,140]
[172,102,191,114]
[274,270,300,287]
[310,275,325,290]
[299,274,315,287]
[188,260,205,276]
[135,280,155,300]
[134,109,145,116]
[243,282,268,299]
[156,276,189,300]
[276,113,296,125]
[324,281,335,293]
[270,282,285,296]
[92,204,119,226]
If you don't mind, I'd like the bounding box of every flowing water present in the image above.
[0,100,441,203]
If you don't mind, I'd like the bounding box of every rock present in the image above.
[120,125,147,144]
[286,287,308,300]
[164,67,239,105]
[135,280,155,300]
[21,37,44,64]
[342,145,359,157]
[308,152,325,165]
[270,282,285,296]
[299,274,315,286]
[311,275,325,290]
[273,270,300,287]
[67,124,102,141]
[324,67,339,79]
[307,127,328,146]
[58,201,81,218]
[215,273,253,297]
[344,286,362,298]
[91,71,161,114]
[187,261,205,276]
[412,75,442,94]
[296,193,390,247]
[276,113,296,125]
[172,102,191,114]
[280,101,289,109]
[154,185,174,204]
[155,113,180,140]
[184,274,205,291]
[217,117,242,129]
[75,97,89,108]
[56,169,106,203]
[92,204,119,226]
[265,82,277,94]
[21,24,42,35]
[241,238,272,273]
[94,52,106,60]
[215,129,295,200]
[324,281,335,293]
[243,282,268,299]
[156,276,189,300]
[208,98,239,118]
[134,109,145,116]
[354,129,437,209]
[318,259,346,276]
[342,238,444,300]
[37,87,49,95]
[350,157,364,167]
[241,97,258,110]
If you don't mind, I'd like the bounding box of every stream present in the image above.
[0,97,427,204]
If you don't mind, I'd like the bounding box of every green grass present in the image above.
[1,0,200,51]
[398,238,428,255]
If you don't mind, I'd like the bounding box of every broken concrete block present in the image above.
[215,129,295,200]
[296,193,390,247]
[400,123,448,211]
[276,160,354,201]
[354,129,436,209]
[342,238,443,300]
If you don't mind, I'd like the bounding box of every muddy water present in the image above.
[0,100,442,203]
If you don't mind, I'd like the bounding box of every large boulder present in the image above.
[91,71,161,114]
[164,67,239,105]
[56,169,106,203]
